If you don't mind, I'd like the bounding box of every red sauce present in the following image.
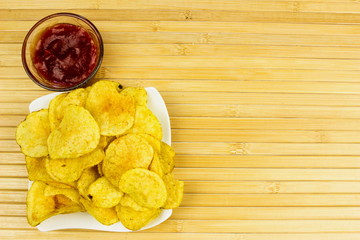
[33,23,97,86]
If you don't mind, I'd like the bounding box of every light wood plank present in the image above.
[7,43,360,59]
[183,194,360,207]
[172,129,360,143]
[6,78,360,94]
[171,117,360,131]
[7,67,360,83]
[3,205,360,220]
[175,155,360,168]
[7,31,360,46]
[4,90,360,107]
[161,92,360,106]
[174,168,360,181]
[8,139,360,156]
[3,9,360,25]
[7,21,360,36]
[7,115,360,130]
[0,91,45,103]
[167,104,360,119]
[3,177,360,193]
[0,230,359,240]
[184,181,360,194]
[9,102,360,119]
[6,54,360,71]
[172,142,360,156]
[2,216,360,233]
[2,191,360,206]
[173,207,360,220]
[0,165,27,177]
[0,178,27,190]
[3,164,360,181]
[3,152,360,168]
[0,127,16,139]
[3,0,360,14]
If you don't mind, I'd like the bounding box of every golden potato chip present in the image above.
[139,133,161,153]
[120,87,147,106]
[80,197,119,225]
[48,93,67,131]
[87,177,123,208]
[97,162,103,176]
[159,142,175,175]
[120,194,148,212]
[77,167,100,198]
[102,134,154,186]
[25,156,54,182]
[46,148,105,183]
[97,135,116,150]
[162,173,184,209]
[149,152,164,178]
[54,194,84,214]
[47,105,100,159]
[44,184,80,204]
[48,89,88,131]
[85,80,135,136]
[116,205,160,231]
[27,181,56,226]
[62,88,88,107]
[86,85,93,92]
[128,106,162,140]
[16,109,50,157]
[119,168,167,208]
[46,181,76,189]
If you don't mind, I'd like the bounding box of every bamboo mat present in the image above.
[2,0,360,239]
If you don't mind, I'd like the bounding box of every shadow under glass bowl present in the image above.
[22,12,104,91]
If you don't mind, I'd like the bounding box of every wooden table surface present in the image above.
[2,0,360,239]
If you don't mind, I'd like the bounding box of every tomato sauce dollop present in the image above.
[33,23,97,86]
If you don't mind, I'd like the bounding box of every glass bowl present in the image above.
[22,13,104,91]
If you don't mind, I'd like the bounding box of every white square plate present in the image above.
[28,87,172,232]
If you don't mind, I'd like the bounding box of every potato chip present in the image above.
[16,109,50,158]
[116,205,160,231]
[77,167,100,198]
[97,162,103,176]
[120,194,148,212]
[44,184,80,204]
[159,142,176,175]
[48,93,67,131]
[46,148,105,183]
[139,133,161,153]
[149,152,164,178]
[119,168,167,208]
[46,181,76,189]
[87,177,123,208]
[80,197,119,225]
[162,173,184,209]
[128,106,162,140]
[102,134,154,186]
[25,156,54,182]
[27,181,56,226]
[85,80,135,136]
[97,135,116,150]
[48,89,88,131]
[47,105,100,159]
[120,87,147,106]
[54,194,84,214]
[61,88,88,108]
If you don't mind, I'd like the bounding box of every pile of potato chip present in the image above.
[16,80,184,230]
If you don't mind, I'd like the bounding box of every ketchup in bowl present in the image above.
[33,23,97,86]
[22,13,103,91]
